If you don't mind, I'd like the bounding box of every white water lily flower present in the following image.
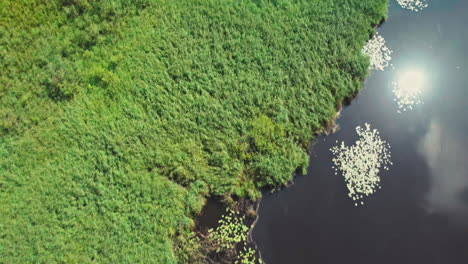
[397,0,428,12]
[363,33,393,71]
[330,124,392,205]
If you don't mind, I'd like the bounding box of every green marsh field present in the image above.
[0,0,387,262]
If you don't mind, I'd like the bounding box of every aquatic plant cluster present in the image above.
[397,0,428,12]
[362,32,426,113]
[208,210,249,253]
[361,0,431,115]
[331,124,392,206]
[362,32,393,71]
[235,246,263,264]
[209,209,262,264]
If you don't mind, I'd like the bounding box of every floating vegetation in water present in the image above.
[397,0,428,12]
[363,32,393,71]
[208,209,249,252]
[392,68,425,113]
[235,243,263,264]
[330,124,392,206]
[208,209,263,264]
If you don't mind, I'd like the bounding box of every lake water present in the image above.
[252,0,468,263]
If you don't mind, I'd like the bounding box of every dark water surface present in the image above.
[252,1,468,263]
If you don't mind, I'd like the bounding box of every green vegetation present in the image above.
[0,0,387,262]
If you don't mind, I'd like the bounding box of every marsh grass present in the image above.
[0,0,387,262]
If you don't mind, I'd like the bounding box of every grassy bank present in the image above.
[0,0,387,262]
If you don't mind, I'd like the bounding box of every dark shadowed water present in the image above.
[252,1,468,263]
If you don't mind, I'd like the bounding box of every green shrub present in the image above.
[249,115,285,154]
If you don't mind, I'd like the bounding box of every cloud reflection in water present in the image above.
[419,119,468,225]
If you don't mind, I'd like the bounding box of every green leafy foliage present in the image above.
[0,0,387,262]
[249,115,286,154]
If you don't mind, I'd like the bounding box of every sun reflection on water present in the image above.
[392,67,427,113]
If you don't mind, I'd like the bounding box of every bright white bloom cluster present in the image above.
[397,0,428,12]
[363,33,393,71]
[330,124,392,206]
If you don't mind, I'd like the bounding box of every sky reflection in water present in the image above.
[419,120,468,225]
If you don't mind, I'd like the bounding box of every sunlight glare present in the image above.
[397,68,426,94]
[393,67,427,112]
